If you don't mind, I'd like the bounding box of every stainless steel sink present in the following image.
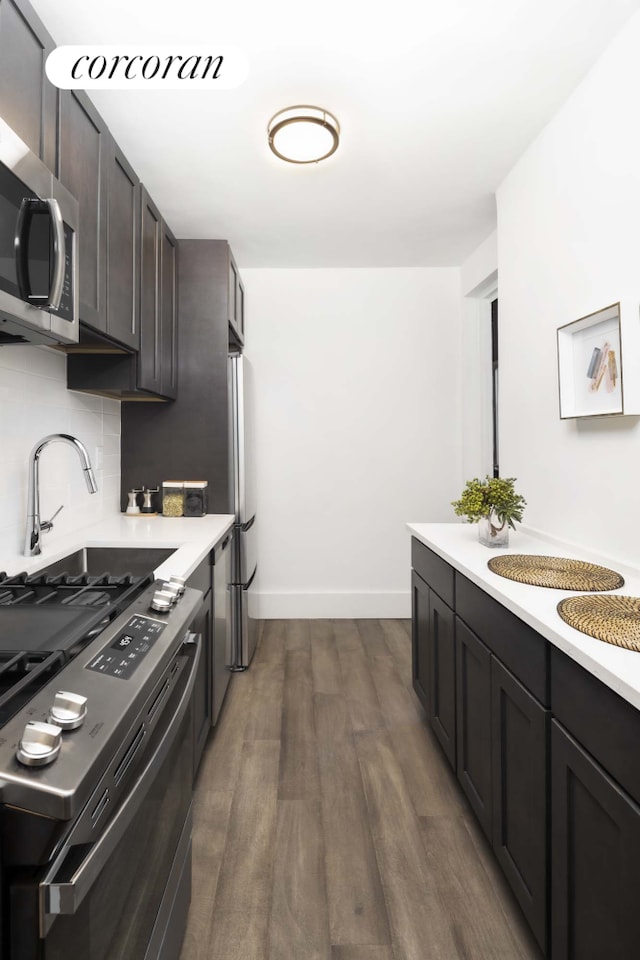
[36,546,176,578]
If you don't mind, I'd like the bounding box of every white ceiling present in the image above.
[30,0,640,267]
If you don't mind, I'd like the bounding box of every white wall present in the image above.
[497,9,640,566]
[0,345,120,569]
[242,267,462,618]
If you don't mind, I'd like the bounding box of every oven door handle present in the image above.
[39,635,201,934]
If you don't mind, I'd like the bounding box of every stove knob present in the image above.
[169,576,186,595]
[160,582,182,601]
[16,721,62,767]
[150,592,172,613]
[49,691,88,731]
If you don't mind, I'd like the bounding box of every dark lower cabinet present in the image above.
[191,594,212,780]
[412,537,640,957]
[411,570,430,711]
[429,590,456,770]
[412,538,549,954]
[492,657,549,953]
[456,617,492,837]
[551,721,640,960]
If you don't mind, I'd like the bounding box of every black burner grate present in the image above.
[0,572,145,610]
[0,650,66,726]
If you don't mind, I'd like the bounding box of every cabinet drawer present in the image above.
[411,538,454,607]
[455,574,549,705]
[551,646,640,806]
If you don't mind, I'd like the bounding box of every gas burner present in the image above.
[0,569,154,727]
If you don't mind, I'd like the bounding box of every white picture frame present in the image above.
[557,301,640,418]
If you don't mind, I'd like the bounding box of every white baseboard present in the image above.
[253,591,411,620]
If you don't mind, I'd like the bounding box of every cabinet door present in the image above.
[492,658,549,952]
[212,533,232,725]
[227,248,244,344]
[411,570,430,711]
[107,142,139,349]
[160,221,178,399]
[456,618,492,838]
[552,721,640,960]
[228,252,238,331]
[429,590,456,770]
[58,90,109,333]
[192,594,213,780]
[0,0,57,170]
[237,274,245,341]
[138,187,162,393]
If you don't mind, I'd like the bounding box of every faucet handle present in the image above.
[41,504,64,533]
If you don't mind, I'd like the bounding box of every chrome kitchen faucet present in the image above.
[24,434,98,556]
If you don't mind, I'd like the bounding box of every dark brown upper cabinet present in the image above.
[67,186,178,401]
[59,93,141,349]
[138,187,178,399]
[107,142,140,350]
[138,188,162,393]
[58,90,109,334]
[0,0,58,171]
[228,246,245,346]
[160,221,178,399]
[139,188,177,398]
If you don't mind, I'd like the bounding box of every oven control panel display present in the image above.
[86,616,166,679]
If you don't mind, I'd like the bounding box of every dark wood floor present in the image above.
[180,620,543,960]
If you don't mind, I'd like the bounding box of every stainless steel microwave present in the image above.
[0,117,78,346]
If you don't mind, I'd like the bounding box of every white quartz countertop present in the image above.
[408,522,640,711]
[3,514,235,583]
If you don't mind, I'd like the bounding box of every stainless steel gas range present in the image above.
[0,566,203,960]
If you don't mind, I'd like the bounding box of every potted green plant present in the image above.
[451,476,526,547]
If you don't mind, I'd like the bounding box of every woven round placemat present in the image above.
[487,554,624,592]
[557,595,640,652]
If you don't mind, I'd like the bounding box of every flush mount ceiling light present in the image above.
[267,105,340,164]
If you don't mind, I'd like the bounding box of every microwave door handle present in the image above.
[14,198,65,309]
[14,198,33,302]
[46,198,65,310]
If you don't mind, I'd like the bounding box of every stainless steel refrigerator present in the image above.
[228,354,258,669]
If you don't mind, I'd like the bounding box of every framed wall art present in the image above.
[557,301,640,418]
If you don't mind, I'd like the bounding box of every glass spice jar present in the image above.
[162,481,184,517]
[183,481,208,517]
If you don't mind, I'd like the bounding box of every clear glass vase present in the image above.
[478,514,509,548]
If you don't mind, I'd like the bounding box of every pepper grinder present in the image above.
[125,487,144,515]
[141,486,159,515]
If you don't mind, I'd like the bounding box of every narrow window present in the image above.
[491,298,499,478]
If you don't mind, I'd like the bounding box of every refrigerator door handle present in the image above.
[244,566,257,591]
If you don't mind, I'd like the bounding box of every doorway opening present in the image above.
[491,298,499,477]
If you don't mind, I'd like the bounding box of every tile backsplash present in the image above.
[0,345,120,569]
